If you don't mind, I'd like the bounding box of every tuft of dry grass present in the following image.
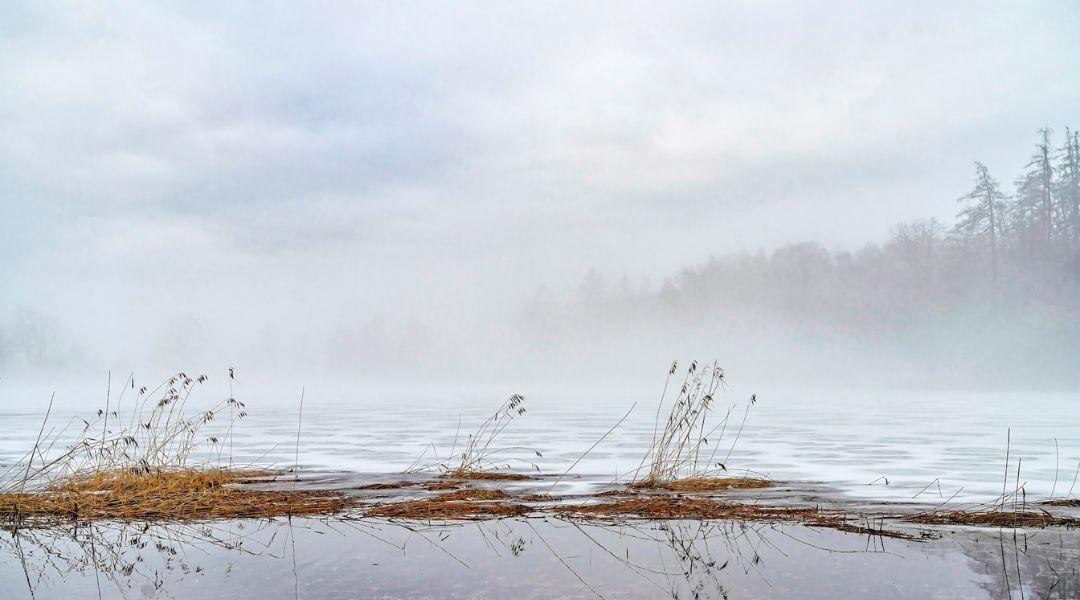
[0,468,352,524]
[420,479,464,490]
[631,361,757,491]
[0,371,355,527]
[906,510,1080,528]
[1044,499,1080,507]
[628,476,770,492]
[405,394,541,480]
[441,470,534,481]
[435,488,511,501]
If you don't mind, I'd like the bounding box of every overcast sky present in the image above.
[2,1,1079,370]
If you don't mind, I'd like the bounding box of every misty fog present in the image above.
[2,2,1079,397]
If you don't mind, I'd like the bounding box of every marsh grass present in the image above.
[0,469,349,523]
[0,371,352,527]
[405,393,541,479]
[630,361,768,491]
[904,430,1080,529]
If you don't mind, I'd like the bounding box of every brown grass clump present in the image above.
[519,494,554,502]
[356,481,416,490]
[630,361,762,494]
[628,476,770,492]
[420,479,464,490]
[435,488,511,501]
[365,485,527,520]
[554,496,819,521]
[596,489,637,497]
[0,469,352,524]
[1,372,357,527]
[1044,499,1080,507]
[366,498,529,520]
[906,510,1080,528]
[443,471,534,481]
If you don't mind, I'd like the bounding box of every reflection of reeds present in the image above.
[405,394,541,479]
[1,517,284,597]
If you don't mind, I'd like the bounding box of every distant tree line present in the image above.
[532,127,1080,338]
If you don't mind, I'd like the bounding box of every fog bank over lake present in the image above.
[3,1,1079,393]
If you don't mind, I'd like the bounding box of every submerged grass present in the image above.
[442,471,534,481]
[554,496,816,521]
[366,498,529,520]
[628,476,770,492]
[907,510,1080,528]
[1045,499,1080,507]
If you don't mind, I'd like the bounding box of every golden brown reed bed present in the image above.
[628,476,770,492]
[0,469,353,525]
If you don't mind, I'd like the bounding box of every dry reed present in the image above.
[631,361,766,491]
[404,394,540,480]
[0,371,353,527]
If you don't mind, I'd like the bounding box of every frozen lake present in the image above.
[2,379,1077,505]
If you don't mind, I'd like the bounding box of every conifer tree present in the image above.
[956,162,1008,282]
